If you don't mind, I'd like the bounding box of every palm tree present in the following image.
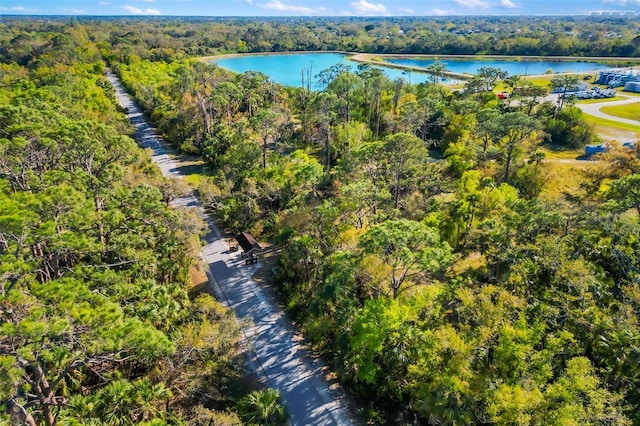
[425,61,447,85]
[237,388,289,425]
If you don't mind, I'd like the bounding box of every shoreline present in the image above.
[200,50,640,64]
[355,52,640,63]
[199,51,640,82]
[199,50,473,80]
[349,53,473,80]
[198,50,354,62]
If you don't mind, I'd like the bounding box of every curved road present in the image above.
[106,71,357,426]
[576,95,640,127]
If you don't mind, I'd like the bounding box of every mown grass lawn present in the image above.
[600,102,640,121]
[583,114,640,140]
[494,73,589,92]
[523,74,557,87]
[493,75,555,91]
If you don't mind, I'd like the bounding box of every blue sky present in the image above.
[0,0,639,16]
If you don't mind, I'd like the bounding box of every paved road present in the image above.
[106,71,357,426]
[575,95,640,127]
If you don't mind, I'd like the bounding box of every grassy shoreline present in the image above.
[200,50,640,65]
[198,50,355,62]
[361,52,640,64]
[199,51,640,81]
[350,53,473,79]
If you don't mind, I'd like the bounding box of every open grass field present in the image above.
[600,102,640,121]
[494,73,589,92]
[583,114,640,141]
[523,74,558,87]
[538,146,584,160]
[538,144,602,199]
[493,77,554,92]
[540,160,595,201]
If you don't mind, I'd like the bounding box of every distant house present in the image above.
[235,231,262,264]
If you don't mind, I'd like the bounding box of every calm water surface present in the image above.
[211,53,614,89]
[386,57,612,76]
[212,53,450,89]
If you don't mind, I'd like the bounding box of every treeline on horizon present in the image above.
[2,16,640,426]
[2,15,640,62]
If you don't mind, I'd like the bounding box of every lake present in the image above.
[385,57,612,76]
[210,52,612,90]
[211,52,452,89]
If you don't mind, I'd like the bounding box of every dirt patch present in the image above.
[188,262,211,296]
[595,127,639,142]
[252,242,281,288]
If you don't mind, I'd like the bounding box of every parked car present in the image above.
[497,91,510,99]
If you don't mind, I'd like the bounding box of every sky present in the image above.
[0,0,639,17]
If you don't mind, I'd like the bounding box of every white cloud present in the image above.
[602,0,640,4]
[135,0,156,2]
[0,6,36,12]
[428,8,453,15]
[122,5,161,14]
[98,1,111,4]
[350,0,388,15]
[261,0,328,14]
[500,0,517,7]
[401,8,416,14]
[66,8,85,13]
[453,0,490,8]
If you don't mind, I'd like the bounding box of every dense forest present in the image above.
[0,20,289,426]
[93,15,639,59]
[2,15,640,425]
[2,15,640,64]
